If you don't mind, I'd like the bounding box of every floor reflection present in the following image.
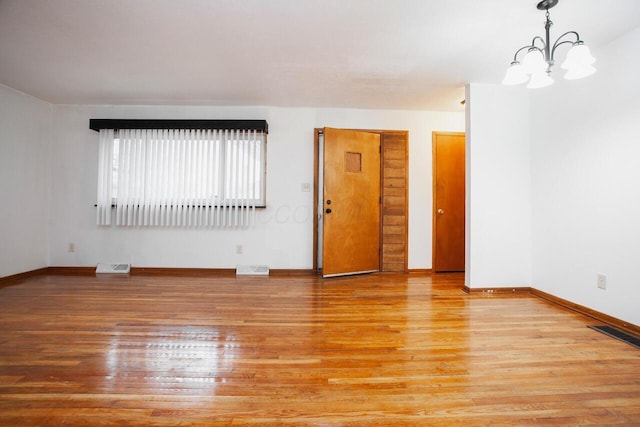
[105,326,240,395]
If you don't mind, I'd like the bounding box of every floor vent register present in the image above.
[588,325,640,349]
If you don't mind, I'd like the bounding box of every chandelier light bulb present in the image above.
[560,42,596,70]
[527,71,554,89]
[522,49,547,75]
[502,61,529,85]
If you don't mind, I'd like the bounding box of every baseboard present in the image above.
[47,266,96,275]
[0,267,49,287]
[408,269,432,275]
[463,285,532,294]
[46,266,315,277]
[269,269,315,276]
[130,267,237,276]
[130,268,315,277]
[531,288,640,336]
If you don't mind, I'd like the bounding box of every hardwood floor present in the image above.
[0,272,639,426]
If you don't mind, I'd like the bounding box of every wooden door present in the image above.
[433,132,465,272]
[322,128,381,277]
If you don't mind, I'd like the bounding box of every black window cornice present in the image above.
[89,119,268,134]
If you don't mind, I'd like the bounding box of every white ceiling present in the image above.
[1,0,639,112]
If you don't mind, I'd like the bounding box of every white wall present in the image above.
[530,27,640,326]
[48,105,463,270]
[465,83,533,288]
[0,84,52,277]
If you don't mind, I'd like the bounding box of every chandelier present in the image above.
[502,0,596,89]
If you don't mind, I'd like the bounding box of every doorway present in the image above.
[432,132,465,272]
[313,128,409,276]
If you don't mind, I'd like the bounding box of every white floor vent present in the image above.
[96,263,131,274]
[236,265,269,276]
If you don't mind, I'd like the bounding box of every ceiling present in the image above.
[1,0,639,112]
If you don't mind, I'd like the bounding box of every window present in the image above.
[93,120,267,228]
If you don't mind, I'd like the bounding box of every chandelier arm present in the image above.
[530,36,547,49]
[511,45,535,62]
[550,31,581,61]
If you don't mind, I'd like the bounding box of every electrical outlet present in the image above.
[236,244,243,254]
[301,182,311,192]
[597,274,607,290]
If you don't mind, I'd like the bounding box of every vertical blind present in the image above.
[96,128,266,228]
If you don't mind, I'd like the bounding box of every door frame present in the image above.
[313,128,409,274]
[432,131,466,273]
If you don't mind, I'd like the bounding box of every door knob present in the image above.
[437,209,445,215]
[326,200,332,205]
[325,208,332,214]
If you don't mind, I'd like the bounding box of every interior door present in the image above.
[433,132,465,272]
[322,127,381,277]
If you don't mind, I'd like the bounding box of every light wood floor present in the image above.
[0,272,639,426]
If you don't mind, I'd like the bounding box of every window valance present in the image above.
[89,119,268,133]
